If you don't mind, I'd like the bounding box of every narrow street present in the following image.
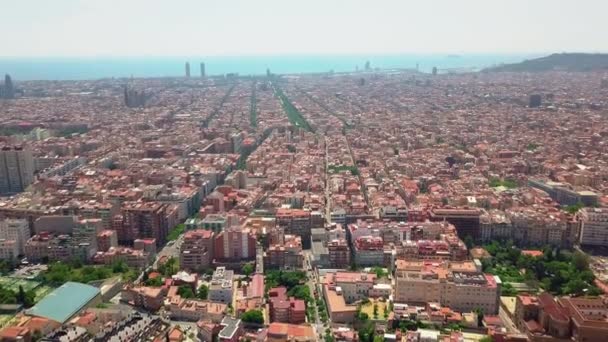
[499,306,520,334]
[304,251,325,339]
[153,234,184,269]
[324,137,331,224]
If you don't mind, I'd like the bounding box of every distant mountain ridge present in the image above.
[484,53,608,72]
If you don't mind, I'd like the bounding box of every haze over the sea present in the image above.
[0,54,536,81]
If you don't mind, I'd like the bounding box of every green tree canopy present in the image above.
[241,309,264,324]
[145,276,164,287]
[177,285,195,299]
[287,285,311,301]
[242,263,254,278]
[197,284,209,300]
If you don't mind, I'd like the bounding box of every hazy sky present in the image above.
[0,0,605,57]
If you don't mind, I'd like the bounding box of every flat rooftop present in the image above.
[26,282,100,323]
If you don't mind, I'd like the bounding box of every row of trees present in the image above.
[41,260,137,285]
[317,297,328,323]
[157,257,179,277]
[272,83,314,133]
[327,165,360,176]
[0,260,15,275]
[167,224,185,241]
[0,285,36,308]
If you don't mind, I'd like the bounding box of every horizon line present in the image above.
[0,51,603,59]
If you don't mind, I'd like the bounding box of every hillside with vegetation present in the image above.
[484,53,608,72]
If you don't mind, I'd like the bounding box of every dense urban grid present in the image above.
[0,62,608,342]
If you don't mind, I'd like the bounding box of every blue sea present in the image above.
[0,54,537,81]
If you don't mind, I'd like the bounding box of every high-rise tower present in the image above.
[185,62,191,78]
[200,62,205,77]
[0,146,34,195]
[529,94,542,108]
[1,74,14,99]
[124,85,146,108]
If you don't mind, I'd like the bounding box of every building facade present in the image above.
[394,260,501,314]
[0,219,30,255]
[180,229,214,271]
[579,207,608,246]
[0,146,34,195]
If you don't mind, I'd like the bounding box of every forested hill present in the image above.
[484,53,608,72]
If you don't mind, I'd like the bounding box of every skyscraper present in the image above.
[529,94,542,108]
[432,67,438,76]
[1,74,15,99]
[185,62,191,78]
[0,146,34,195]
[124,85,146,108]
[200,62,205,78]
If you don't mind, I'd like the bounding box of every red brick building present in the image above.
[119,202,169,246]
[214,226,255,262]
[328,239,350,268]
[268,287,306,324]
[180,229,214,271]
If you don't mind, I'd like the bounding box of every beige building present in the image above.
[324,271,377,303]
[0,239,19,260]
[579,207,608,246]
[321,271,380,324]
[0,219,30,255]
[394,260,501,314]
[167,296,226,322]
[508,208,572,247]
[322,282,357,324]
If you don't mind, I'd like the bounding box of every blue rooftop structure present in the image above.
[26,282,100,323]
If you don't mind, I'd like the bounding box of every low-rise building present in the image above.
[266,322,315,342]
[267,287,306,324]
[0,326,31,342]
[263,234,304,270]
[209,267,234,304]
[25,232,95,263]
[218,316,242,342]
[394,260,501,314]
[352,235,384,267]
[512,293,608,341]
[579,207,608,246]
[92,246,150,269]
[322,280,357,324]
[167,296,226,322]
[323,271,377,303]
[121,286,165,311]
